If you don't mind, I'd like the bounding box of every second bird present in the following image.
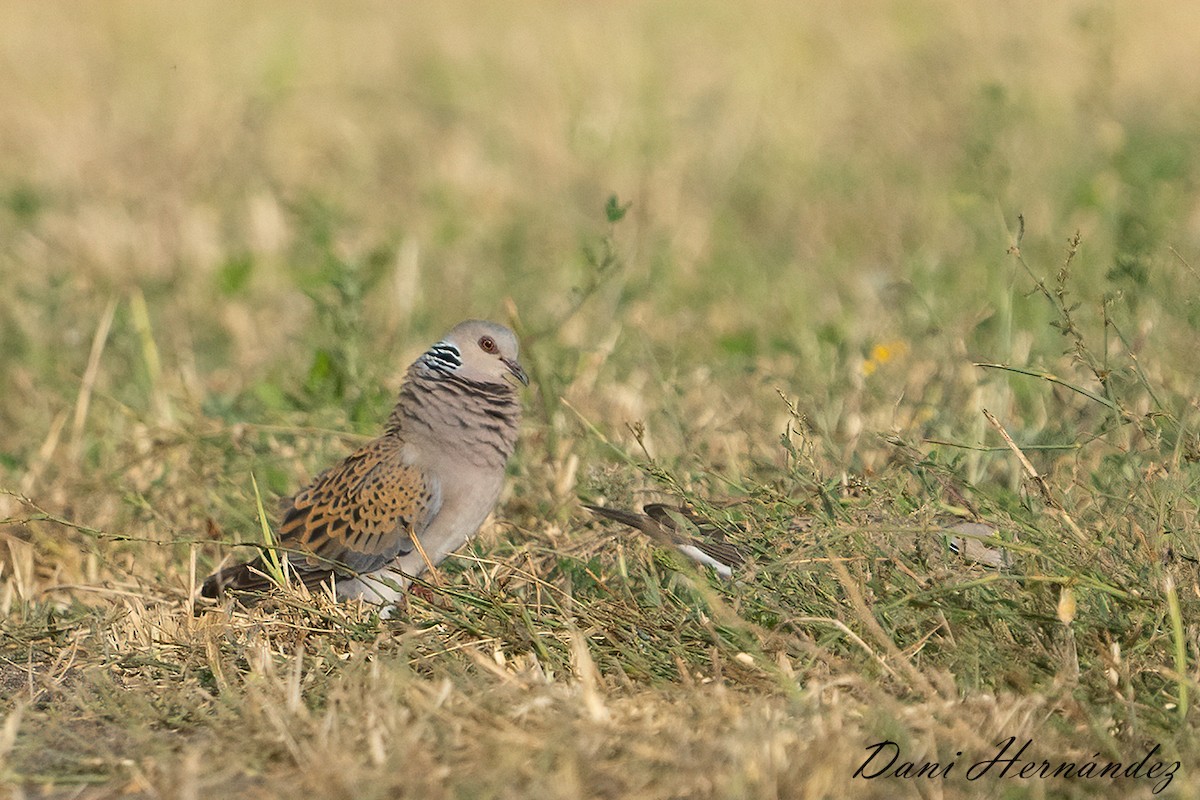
[584,502,745,579]
[202,319,528,613]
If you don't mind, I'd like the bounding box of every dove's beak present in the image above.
[503,357,529,386]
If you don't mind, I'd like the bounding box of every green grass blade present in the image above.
[251,472,287,588]
[975,363,1118,410]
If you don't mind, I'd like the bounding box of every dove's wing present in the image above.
[202,435,440,596]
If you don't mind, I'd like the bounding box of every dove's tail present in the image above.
[199,556,334,599]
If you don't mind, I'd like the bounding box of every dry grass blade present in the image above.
[68,298,118,460]
[982,408,1087,544]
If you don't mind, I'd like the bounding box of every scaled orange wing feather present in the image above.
[279,436,439,577]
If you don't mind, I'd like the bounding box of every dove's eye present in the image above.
[479,336,498,354]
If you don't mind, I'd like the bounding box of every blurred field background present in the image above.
[2,2,1200,797]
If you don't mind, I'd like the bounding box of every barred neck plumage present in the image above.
[384,364,521,469]
[419,341,463,374]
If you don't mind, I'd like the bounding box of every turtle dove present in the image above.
[201,319,527,612]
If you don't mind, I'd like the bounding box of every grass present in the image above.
[2,1,1200,797]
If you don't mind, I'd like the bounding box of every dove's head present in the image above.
[420,320,528,388]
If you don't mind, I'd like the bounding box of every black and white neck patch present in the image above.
[421,341,463,372]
